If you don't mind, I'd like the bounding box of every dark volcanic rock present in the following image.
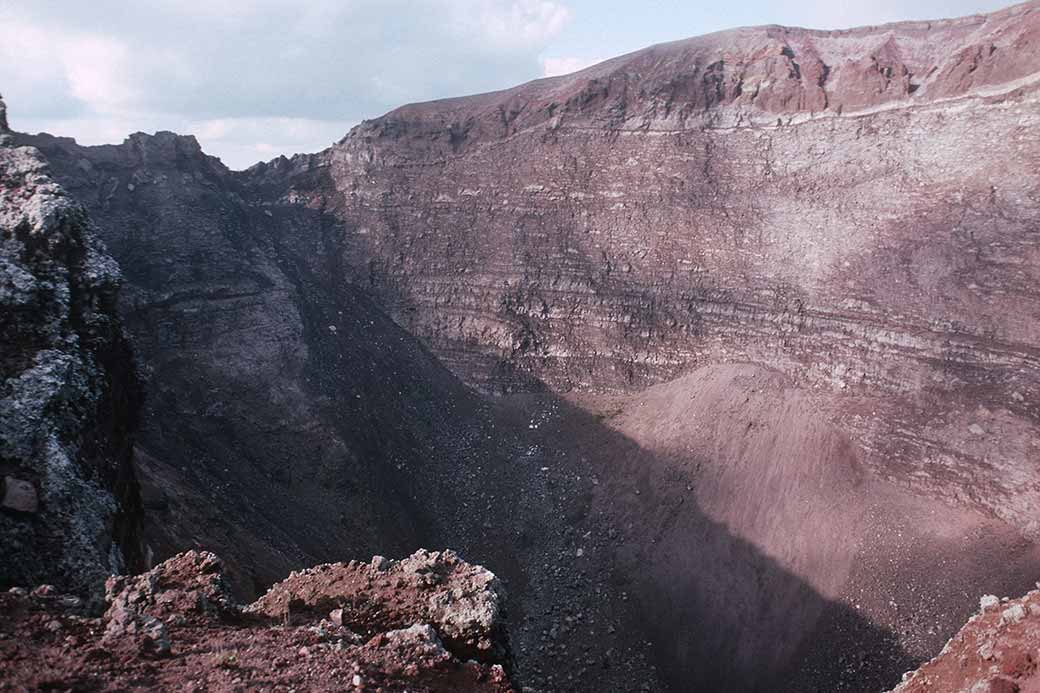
[0,95,143,596]
[1,475,39,513]
[0,550,516,692]
[15,125,665,691]
[14,129,497,597]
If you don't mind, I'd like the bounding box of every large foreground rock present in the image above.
[249,549,510,665]
[0,550,516,692]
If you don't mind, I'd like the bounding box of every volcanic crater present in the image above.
[3,2,1040,691]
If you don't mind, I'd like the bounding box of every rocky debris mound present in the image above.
[889,587,1040,692]
[0,95,142,597]
[104,550,237,622]
[102,551,237,656]
[0,550,516,692]
[249,549,509,665]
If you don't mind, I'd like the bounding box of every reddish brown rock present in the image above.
[888,587,1040,693]
[250,549,508,664]
[288,0,1040,542]
[0,551,516,692]
[104,551,235,618]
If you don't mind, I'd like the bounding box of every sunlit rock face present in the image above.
[249,2,1040,539]
[887,585,1040,693]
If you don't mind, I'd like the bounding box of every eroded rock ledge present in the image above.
[0,550,516,692]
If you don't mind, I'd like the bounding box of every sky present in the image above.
[0,0,1018,169]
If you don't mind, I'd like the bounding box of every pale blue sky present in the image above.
[0,0,1019,168]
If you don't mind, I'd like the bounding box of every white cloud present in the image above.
[460,1,572,49]
[62,36,139,110]
[0,1,572,168]
[541,55,604,78]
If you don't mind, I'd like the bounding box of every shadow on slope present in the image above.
[494,388,915,692]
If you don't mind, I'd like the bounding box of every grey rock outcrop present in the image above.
[0,93,10,141]
[0,104,142,596]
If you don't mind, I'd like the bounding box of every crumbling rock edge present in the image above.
[888,585,1040,692]
[0,550,516,692]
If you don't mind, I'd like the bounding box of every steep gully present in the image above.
[7,1,1040,690]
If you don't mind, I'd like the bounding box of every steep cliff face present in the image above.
[254,0,1040,540]
[0,97,142,597]
[243,4,1040,687]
